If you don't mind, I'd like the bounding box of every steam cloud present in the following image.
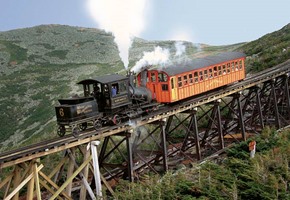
[131,42,188,74]
[130,46,170,73]
[87,0,148,69]
[175,41,186,56]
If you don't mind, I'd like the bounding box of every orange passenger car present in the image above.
[137,52,246,103]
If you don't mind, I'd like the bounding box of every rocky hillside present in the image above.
[0,23,289,150]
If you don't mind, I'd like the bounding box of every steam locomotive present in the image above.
[55,52,246,136]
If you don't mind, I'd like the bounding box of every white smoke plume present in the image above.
[130,46,170,73]
[175,41,186,56]
[86,0,148,69]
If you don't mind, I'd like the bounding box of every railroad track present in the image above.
[1,59,290,167]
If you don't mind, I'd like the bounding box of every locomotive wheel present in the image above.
[93,119,102,130]
[72,127,80,137]
[79,122,88,131]
[57,126,66,137]
[113,115,121,125]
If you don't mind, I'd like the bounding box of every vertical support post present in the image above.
[192,108,201,160]
[271,80,281,128]
[284,75,290,119]
[236,92,246,141]
[12,165,21,200]
[91,141,102,198]
[80,146,91,200]
[98,137,110,164]
[66,148,75,197]
[160,119,168,172]
[165,115,173,133]
[255,86,264,129]
[126,131,134,182]
[215,100,224,149]
[34,162,41,200]
[27,163,35,200]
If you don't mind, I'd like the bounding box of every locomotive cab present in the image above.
[78,74,132,113]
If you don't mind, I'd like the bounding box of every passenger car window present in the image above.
[194,72,198,83]
[199,71,203,81]
[151,73,156,82]
[171,78,175,89]
[204,70,208,80]
[189,74,193,83]
[178,77,182,87]
[209,68,213,78]
[184,75,188,85]
[162,84,168,91]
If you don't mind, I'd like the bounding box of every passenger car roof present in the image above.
[156,52,246,76]
[78,74,127,85]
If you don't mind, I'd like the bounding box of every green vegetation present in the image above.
[113,127,290,199]
[45,49,69,59]
[0,40,28,64]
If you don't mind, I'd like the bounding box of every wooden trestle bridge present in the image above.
[1,59,290,199]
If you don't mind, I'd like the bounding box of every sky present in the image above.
[1,0,289,46]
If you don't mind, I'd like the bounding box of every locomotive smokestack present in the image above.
[128,70,136,87]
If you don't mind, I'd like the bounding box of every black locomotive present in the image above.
[55,73,154,136]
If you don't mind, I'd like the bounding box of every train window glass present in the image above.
[158,73,168,82]
[231,62,235,72]
[158,73,162,82]
[178,76,182,87]
[227,63,231,73]
[162,84,168,91]
[189,74,193,84]
[209,68,213,79]
[84,84,90,96]
[204,70,208,80]
[184,75,188,85]
[239,60,243,69]
[223,65,226,74]
[171,78,174,89]
[214,66,218,77]
[151,73,156,82]
[231,62,235,71]
[111,83,118,96]
[119,82,127,94]
[218,66,222,75]
[94,83,101,92]
[235,62,238,70]
[194,72,198,83]
[199,71,203,81]
[104,84,109,98]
